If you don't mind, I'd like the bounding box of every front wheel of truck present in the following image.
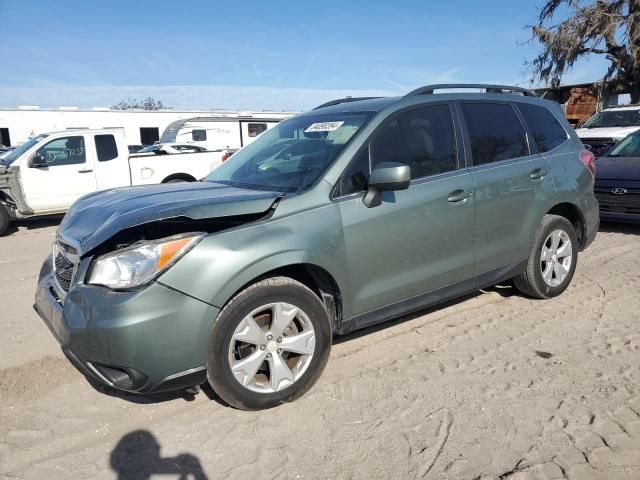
[207,276,332,410]
[0,206,10,236]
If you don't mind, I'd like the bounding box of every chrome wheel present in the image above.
[540,228,573,288]
[228,302,316,394]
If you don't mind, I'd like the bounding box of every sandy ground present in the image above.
[1,218,640,480]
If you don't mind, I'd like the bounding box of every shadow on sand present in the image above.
[6,215,63,235]
[110,430,208,480]
[599,220,640,236]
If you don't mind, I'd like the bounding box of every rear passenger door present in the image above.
[458,102,555,281]
[337,103,475,320]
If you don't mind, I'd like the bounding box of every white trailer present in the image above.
[0,107,295,148]
[159,112,293,151]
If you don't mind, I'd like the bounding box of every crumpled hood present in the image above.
[58,181,281,255]
[576,126,640,140]
[595,156,640,181]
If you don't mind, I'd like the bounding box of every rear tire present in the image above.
[0,206,10,236]
[513,214,578,299]
[207,276,332,410]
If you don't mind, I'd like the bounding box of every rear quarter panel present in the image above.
[541,137,599,246]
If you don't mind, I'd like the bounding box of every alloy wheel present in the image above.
[228,302,316,393]
[540,228,573,288]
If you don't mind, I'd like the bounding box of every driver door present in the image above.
[20,134,98,213]
[336,103,475,323]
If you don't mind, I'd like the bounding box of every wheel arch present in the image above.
[221,262,344,333]
[162,173,197,183]
[546,202,587,249]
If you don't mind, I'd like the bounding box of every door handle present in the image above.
[77,169,93,173]
[447,190,472,203]
[530,168,547,180]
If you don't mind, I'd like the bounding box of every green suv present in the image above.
[35,84,599,410]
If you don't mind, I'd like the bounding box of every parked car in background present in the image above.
[594,130,640,223]
[576,105,640,156]
[0,129,225,235]
[34,84,599,410]
[134,143,208,155]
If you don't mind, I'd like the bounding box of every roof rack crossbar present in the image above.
[313,97,383,110]
[405,84,536,98]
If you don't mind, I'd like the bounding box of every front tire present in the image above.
[207,276,332,410]
[0,206,10,236]
[513,214,578,299]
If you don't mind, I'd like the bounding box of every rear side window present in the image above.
[95,134,118,162]
[192,129,207,141]
[517,103,568,153]
[461,103,528,165]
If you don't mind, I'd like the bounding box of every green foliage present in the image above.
[112,97,169,110]
[529,0,640,102]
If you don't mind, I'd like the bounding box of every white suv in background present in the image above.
[576,105,640,156]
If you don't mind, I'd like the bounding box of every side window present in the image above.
[36,136,86,166]
[248,123,268,137]
[95,135,118,162]
[140,127,159,145]
[517,103,568,153]
[192,129,207,141]
[371,104,458,179]
[339,147,370,196]
[461,103,528,165]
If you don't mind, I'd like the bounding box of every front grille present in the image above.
[53,241,78,292]
[54,252,74,291]
[594,187,640,215]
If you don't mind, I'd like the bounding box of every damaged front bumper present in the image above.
[34,254,219,394]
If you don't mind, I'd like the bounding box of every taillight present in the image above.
[579,149,596,177]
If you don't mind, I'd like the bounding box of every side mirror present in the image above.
[30,154,47,168]
[363,162,411,208]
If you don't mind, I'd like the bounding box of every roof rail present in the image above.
[405,84,536,98]
[313,96,383,110]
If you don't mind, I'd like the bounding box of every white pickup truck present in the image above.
[0,129,224,235]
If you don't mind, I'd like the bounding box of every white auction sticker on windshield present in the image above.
[304,121,344,133]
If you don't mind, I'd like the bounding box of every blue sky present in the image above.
[0,0,609,110]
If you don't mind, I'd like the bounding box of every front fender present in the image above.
[157,202,349,312]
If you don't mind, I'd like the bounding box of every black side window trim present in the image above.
[331,101,463,199]
[456,100,535,168]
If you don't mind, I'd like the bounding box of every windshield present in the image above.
[0,135,49,166]
[205,112,371,192]
[583,109,640,128]
[606,131,640,157]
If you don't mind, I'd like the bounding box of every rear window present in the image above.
[517,103,568,153]
[461,103,528,165]
[95,134,118,162]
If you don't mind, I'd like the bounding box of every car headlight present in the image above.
[87,233,203,289]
